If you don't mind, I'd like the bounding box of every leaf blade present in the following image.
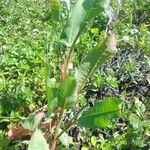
[78,97,122,129]
[61,0,109,47]
[28,129,49,150]
[75,35,117,92]
[57,76,77,109]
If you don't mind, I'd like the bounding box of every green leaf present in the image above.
[44,59,57,115]
[46,79,57,115]
[48,97,58,115]
[75,36,116,92]
[22,113,44,131]
[44,59,54,102]
[28,129,49,150]
[139,120,150,129]
[81,147,89,150]
[106,76,118,88]
[22,114,35,131]
[46,79,55,103]
[91,136,97,147]
[75,62,90,91]
[129,114,141,129]
[78,97,122,129]
[57,76,77,109]
[51,0,60,22]
[61,0,109,47]
[59,130,73,147]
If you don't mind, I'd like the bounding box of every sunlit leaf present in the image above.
[59,129,73,147]
[81,147,88,150]
[91,136,97,146]
[28,129,49,150]
[78,97,122,129]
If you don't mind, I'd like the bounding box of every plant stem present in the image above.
[54,105,86,142]
[0,116,26,120]
[63,46,71,78]
[50,121,61,150]
[63,30,81,78]
[32,105,47,115]
[50,30,82,150]
[50,107,64,150]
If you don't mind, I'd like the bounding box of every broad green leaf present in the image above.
[78,97,122,129]
[22,113,44,131]
[28,129,49,150]
[57,76,77,109]
[22,114,35,131]
[46,79,55,103]
[46,79,57,115]
[75,35,117,92]
[75,62,90,91]
[48,97,58,115]
[61,0,110,47]
[44,59,57,115]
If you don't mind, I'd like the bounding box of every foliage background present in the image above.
[0,0,150,149]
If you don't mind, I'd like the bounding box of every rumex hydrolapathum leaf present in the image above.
[78,97,122,129]
[57,76,77,109]
[22,114,35,131]
[75,34,117,92]
[44,59,57,115]
[46,79,58,115]
[61,0,110,47]
[22,112,44,131]
[28,129,49,150]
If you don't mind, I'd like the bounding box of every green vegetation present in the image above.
[0,0,149,150]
